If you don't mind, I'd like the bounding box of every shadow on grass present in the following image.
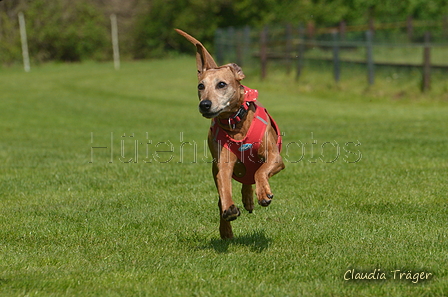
[205,229,271,253]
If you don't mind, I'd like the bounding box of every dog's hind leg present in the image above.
[241,184,254,213]
[255,127,285,207]
[255,153,285,206]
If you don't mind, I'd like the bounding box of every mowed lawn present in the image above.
[0,57,447,296]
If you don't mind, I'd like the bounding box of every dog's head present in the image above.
[175,29,245,119]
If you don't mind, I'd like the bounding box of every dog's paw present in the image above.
[222,205,241,221]
[243,199,254,213]
[255,181,274,207]
[258,194,273,207]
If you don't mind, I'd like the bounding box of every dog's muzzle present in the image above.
[199,100,212,113]
[199,100,223,118]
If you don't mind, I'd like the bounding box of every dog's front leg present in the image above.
[211,145,240,239]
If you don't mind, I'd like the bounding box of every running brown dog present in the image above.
[175,29,285,239]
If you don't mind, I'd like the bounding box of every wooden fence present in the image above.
[215,20,448,92]
[13,12,121,72]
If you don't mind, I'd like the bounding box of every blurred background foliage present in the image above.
[1,0,448,63]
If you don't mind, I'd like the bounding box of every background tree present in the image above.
[0,0,447,63]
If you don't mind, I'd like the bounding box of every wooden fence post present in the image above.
[214,28,224,65]
[306,21,315,39]
[285,24,293,74]
[260,26,268,80]
[332,31,340,83]
[339,21,346,41]
[366,30,374,85]
[406,16,413,41]
[110,14,120,70]
[236,29,243,66]
[368,18,375,33]
[243,26,251,66]
[443,15,448,39]
[368,6,375,34]
[422,31,431,92]
[228,27,235,62]
[296,25,305,81]
[18,12,30,72]
[0,8,3,42]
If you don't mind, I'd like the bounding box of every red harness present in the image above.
[210,86,282,185]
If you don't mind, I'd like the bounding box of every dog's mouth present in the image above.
[201,108,224,119]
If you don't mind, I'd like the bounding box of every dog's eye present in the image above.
[217,82,227,89]
[198,83,205,90]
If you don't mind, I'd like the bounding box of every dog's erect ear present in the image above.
[175,29,218,76]
[223,63,245,81]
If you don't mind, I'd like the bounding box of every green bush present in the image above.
[0,11,21,64]
[132,0,192,59]
[131,0,285,59]
[25,0,108,62]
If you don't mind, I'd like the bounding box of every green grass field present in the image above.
[1,57,447,296]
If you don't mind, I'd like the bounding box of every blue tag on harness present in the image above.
[239,143,253,152]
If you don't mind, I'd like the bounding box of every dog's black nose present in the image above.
[199,100,212,112]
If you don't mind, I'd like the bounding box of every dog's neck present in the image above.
[214,85,258,136]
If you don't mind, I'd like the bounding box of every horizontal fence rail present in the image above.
[215,21,448,92]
